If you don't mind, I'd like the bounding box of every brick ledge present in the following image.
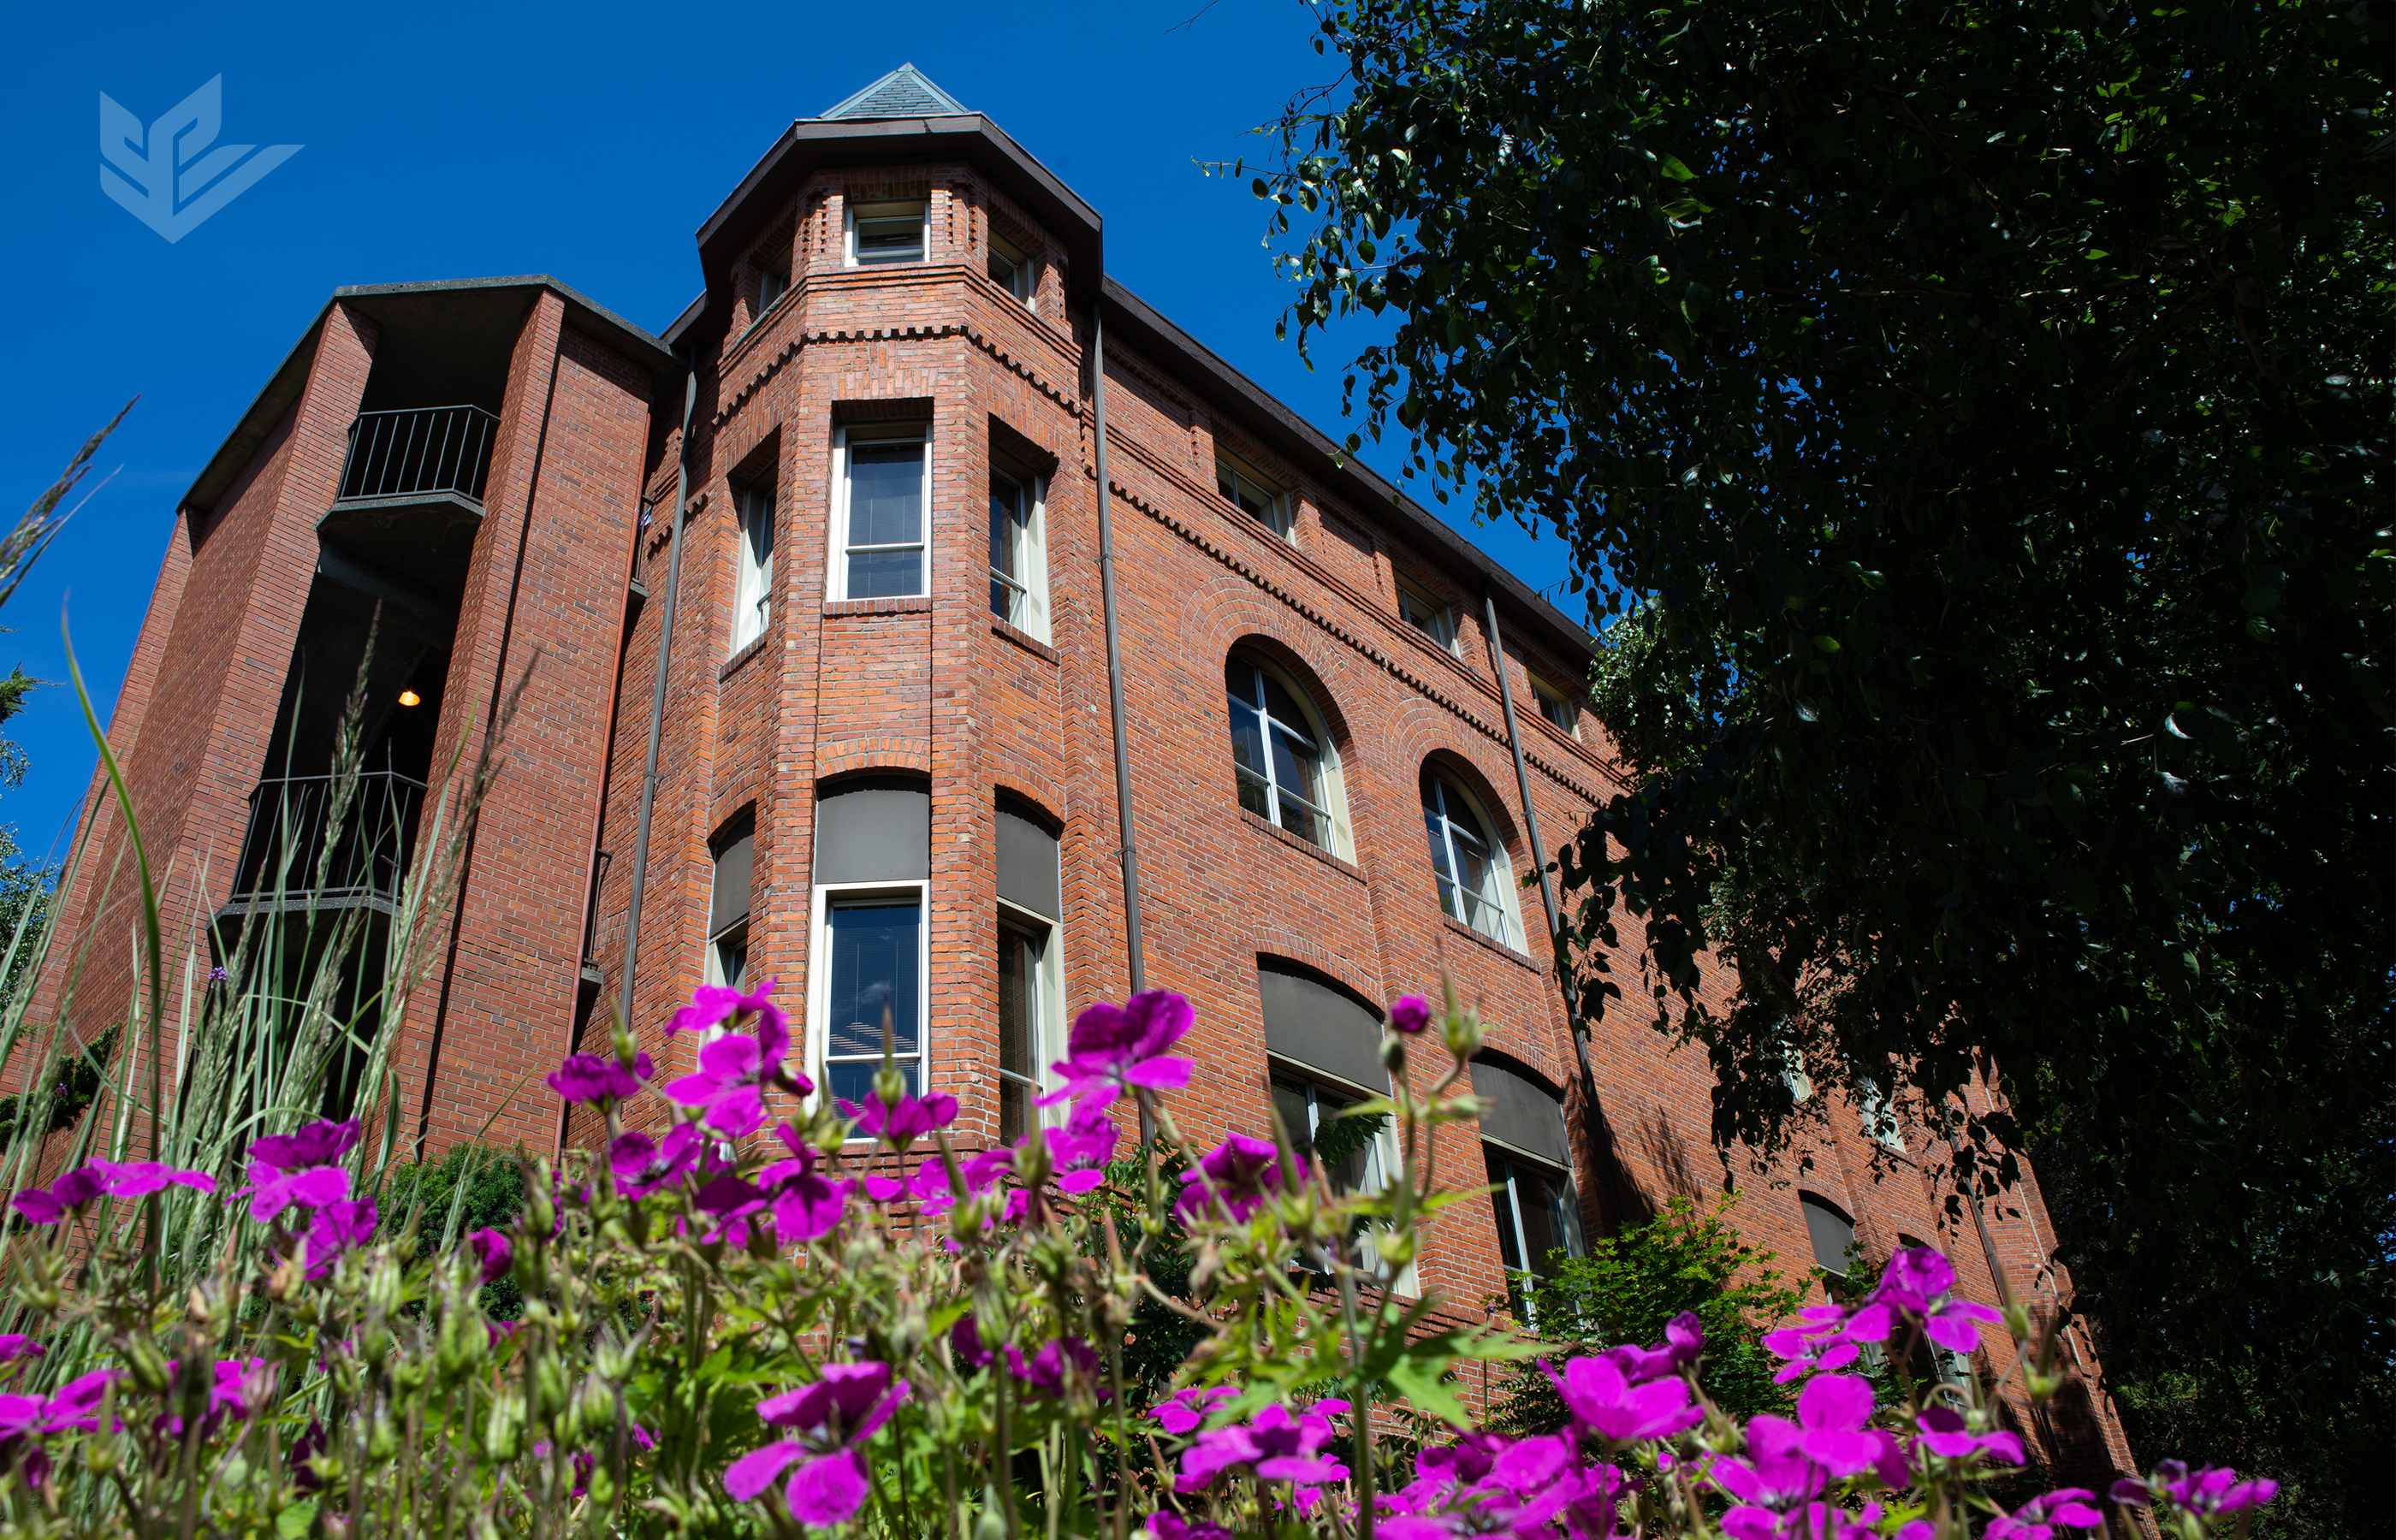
[1442,914,1539,972]
[718,634,770,682]
[1238,808,1366,884]
[990,619,1059,663]
[823,595,933,619]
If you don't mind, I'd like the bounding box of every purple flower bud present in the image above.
[1389,994,1432,1034]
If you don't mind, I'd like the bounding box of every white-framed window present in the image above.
[831,424,929,601]
[753,244,791,322]
[1396,580,1458,653]
[1421,773,1520,948]
[1857,1078,1908,1152]
[1225,654,1349,856]
[1529,672,1581,738]
[996,905,1063,1145]
[1216,453,1292,539]
[1270,1065,1390,1198]
[808,882,929,1122]
[1486,1143,1584,1321]
[845,198,928,266]
[730,477,775,655]
[1272,1061,1403,1278]
[1801,1194,1863,1295]
[987,465,1048,641]
[987,230,1035,307]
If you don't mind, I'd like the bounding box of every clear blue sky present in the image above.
[0,0,1584,864]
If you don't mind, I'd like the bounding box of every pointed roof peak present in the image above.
[816,64,970,121]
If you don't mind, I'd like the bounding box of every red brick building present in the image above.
[41,64,2133,1490]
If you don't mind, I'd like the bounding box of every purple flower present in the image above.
[546,1051,655,1106]
[1148,1515,1235,1540]
[952,1313,995,1371]
[1710,1416,1830,1533]
[1174,1134,1288,1223]
[211,1358,275,1421]
[1606,1310,1704,1383]
[663,1026,806,1140]
[1543,1353,1703,1443]
[1152,1385,1237,1436]
[908,1147,1014,1215]
[757,1127,852,1245]
[92,1160,216,1199]
[9,1167,108,1225]
[1047,1104,1119,1195]
[693,1169,768,1245]
[1389,995,1432,1035]
[1177,1401,1349,1491]
[1762,1305,1863,1383]
[1039,991,1194,1108]
[206,965,228,985]
[1844,1247,2003,1355]
[1914,1405,2025,1465]
[1780,1374,1907,1483]
[2114,1461,2279,1517]
[670,978,787,1042]
[289,1419,330,1493]
[241,1118,360,1222]
[1985,1489,2106,1539]
[0,1367,113,1446]
[722,1362,911,1528]
[303,1199,377,1278]
[610,1122,703,1199]
[0,1336,42,1369]
[838,1087,959,1148]
[1005,1337,1104,1401]
[469,1228,512,1284]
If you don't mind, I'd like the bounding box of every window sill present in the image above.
[1237,808,1365,884]
[1443,914,1539,971]
[823,595,933,619]
[719,634,770,682]
[990,618,1059,663]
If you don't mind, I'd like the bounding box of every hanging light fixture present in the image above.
[397,688,422,708]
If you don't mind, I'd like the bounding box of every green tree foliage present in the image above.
[1251,3,2389,1531]
[1490,1196,1803,1433]
[380,1143,528,1319]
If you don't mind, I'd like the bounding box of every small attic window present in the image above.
[1216,453,1291,540]
[848,199,927,266]
[988,231,1035,307]
[754,244,791,318]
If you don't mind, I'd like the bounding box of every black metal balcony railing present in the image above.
[337,406,499,505]
[230,772,429,905]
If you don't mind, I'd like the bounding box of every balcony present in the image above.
[317,406,499,599]
[223,771,429,917]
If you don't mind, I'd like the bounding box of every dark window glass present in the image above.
[848,443,924,547]
[997,921,1041,1146]
[824,905,915,1073]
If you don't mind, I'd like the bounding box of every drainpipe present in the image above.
[1481,589,1612,1228]
[1091,300,1146,996]
[612,353,697,1041]
[1090,298,1152,1145]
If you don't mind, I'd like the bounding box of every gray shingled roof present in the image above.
[817,65,970,121]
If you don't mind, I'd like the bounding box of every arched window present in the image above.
[1225,655,1343,854]
[1421,773,1519,948]
[1800,1194,1860,1290]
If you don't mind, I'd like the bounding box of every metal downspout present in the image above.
[613,356,697,1040]
[1481,589,1612,1229]
[1091,300,1146,996]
